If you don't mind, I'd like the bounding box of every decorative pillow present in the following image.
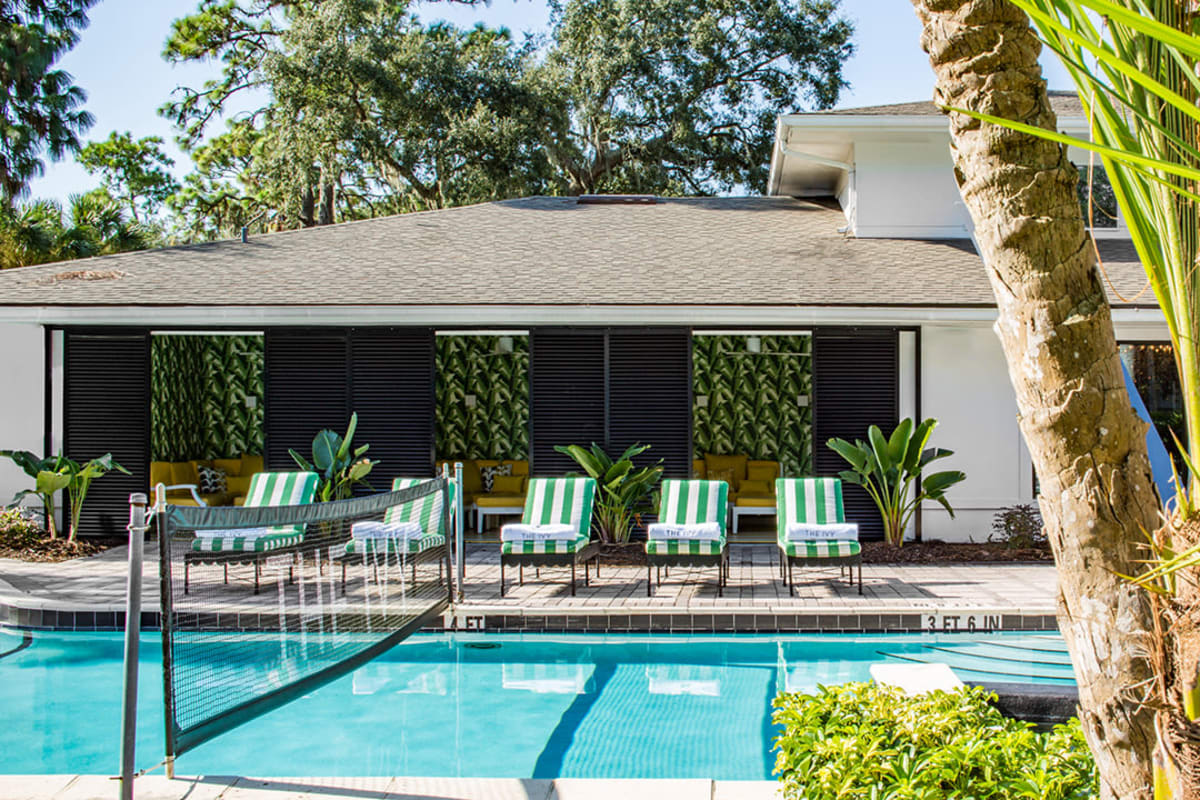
[705,453,748,483]
[491,474,526,495]
[738,479,772,496]
[196,465,227,494]
[692,459,707,479]
[707,467,736,487]
[747,464,778,482]
[480,462,513,493]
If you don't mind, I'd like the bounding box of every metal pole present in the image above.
[119,493,148,800]
[152,484,175,780]
[454,462,464,602]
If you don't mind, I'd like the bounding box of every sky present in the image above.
[29,0,1073,204]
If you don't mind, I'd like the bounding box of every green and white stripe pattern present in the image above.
[345,477,448,555]
[776,477,861,557]
[501,533,591,555]
[192,471,318,552]
[645,479,728,556]
[500,477,596,555]
[780,539,861,558]
[645,538,726,556]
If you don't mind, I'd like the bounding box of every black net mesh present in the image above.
[157,478,452,757]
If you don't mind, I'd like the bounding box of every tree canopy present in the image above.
[0,0,854,260]
[0,0,97,206]
[160,0,852,238]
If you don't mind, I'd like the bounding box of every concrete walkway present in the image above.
[0,776,782,800]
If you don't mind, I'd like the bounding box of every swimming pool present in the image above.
[0,629,1074,779]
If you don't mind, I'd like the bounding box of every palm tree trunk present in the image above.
[911,2,1161,796]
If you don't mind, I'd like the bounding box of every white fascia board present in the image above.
[777,114,1090,135]
[0,303,1163,329]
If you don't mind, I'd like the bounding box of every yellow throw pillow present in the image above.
[738,479,771,496]
[491,474,526,495]
[225,475,252,497]
[708,467,736,487]
[213,458,242,477]
[240,454,264,475]
[692,459,707,479]
[747,464,778,482]
[504,459,530,476]
[705,453,748,482]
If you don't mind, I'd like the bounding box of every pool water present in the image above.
[0,630,1074,779]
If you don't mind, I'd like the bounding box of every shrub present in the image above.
[0,507,46,549]
[990,504,1047,549]
[773,682,1097,799]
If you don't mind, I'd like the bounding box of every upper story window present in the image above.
[1077,164,1119,230]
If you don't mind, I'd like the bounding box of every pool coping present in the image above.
[0,775,786,800]
[0,599,1058,634]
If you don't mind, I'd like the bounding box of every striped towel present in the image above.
[785,522,859,542]
[500,523,578,541]
[646,522,723,541]
[351,520,425,540]
[196,527,276,540]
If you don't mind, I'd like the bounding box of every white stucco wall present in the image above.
[0,323,45,512]
[851,138,972,239]
[919,324,1032,542]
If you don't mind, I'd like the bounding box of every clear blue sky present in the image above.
[30,0,1072,204]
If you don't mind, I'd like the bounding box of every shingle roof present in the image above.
[0,195,1150,308]
[830,91,1084,119]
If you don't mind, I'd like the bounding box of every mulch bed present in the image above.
[597,541,1053,567]
[0,536,124,563]
[860,541,1053,564]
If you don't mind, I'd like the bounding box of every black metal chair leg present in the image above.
[858,562,863,595]
[184,561,190,594]
[224,563,228,585]
[571,561,577,596]
[254,560,260,595]
[584,559,590,587]
[341,561,347,596]
[519,564,524,585]
[787,561,794,597]
[500,561,506,597]
[647,563,653,596]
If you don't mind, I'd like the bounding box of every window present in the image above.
[1120,342,1185,454]
[1077,164,1118,229]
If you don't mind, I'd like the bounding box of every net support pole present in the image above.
[454,462,464,602]
[119,493,148,800]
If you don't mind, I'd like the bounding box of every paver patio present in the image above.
[0,541,1057,632]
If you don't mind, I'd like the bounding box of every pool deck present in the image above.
[0,542,1059,633]
[0,775,783,800]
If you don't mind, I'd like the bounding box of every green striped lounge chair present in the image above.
[184,471,319,594]
[644,479,729,597]
[776,477,862,595]
[340,477,453,591]
[499,477,599,597]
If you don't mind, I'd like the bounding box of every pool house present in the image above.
[0,95,1167,545]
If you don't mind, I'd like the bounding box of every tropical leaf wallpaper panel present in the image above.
[151,335,264,461]
[692,335,813,477]
[436,335,529,459]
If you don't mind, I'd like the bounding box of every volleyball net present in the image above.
[156,477,453,759]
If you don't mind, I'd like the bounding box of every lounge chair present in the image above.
[776,477,862,595]
[184,471,319,594]
[339,476,454,592]
[499,477,599,597]
[644,479,729,596]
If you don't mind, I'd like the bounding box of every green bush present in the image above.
[773,682,1097,799]
[0,507,45,549]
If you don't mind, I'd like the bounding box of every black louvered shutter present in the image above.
[264,329,350,470]
[608,329,691,477]
[813,328,899,541]
[64,330,150,536]
[350,328,435,484]
[530,330,606,474]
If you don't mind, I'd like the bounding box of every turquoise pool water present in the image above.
[0,629,1074,779]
